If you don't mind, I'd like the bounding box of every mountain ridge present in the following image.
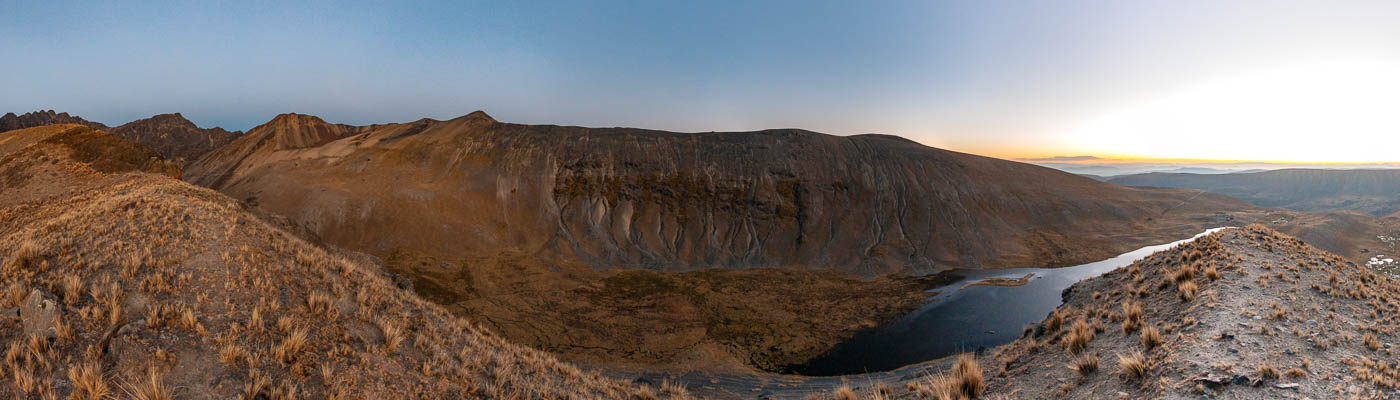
[185,111,1257,276]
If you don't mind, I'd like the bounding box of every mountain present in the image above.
[186,111,1255,276]
[0,110,109,132]
[107,113,241,164]
[1109,169,1400,216]
[179,111,1317,373]
[1,111,241,165]
[0,124,685,399]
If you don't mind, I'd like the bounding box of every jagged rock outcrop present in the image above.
[107,113,241,164]
[185,111,1255,275]
[0,110,108,132]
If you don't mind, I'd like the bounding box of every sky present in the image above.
[3,0,1399,163]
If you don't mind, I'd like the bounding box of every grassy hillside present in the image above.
[0,125,687,399]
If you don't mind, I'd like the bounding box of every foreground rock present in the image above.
[20,289,61,340]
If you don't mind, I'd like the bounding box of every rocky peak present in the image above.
[0,110,109,133]
[256,113,347,149]
[456,110,495,123]
[107,113,240,164]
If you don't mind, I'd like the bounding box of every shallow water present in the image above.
[788,228,1225,376]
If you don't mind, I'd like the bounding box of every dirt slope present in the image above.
[185,111,1254,275]
[1109,169,1400,216]
[860,226,1400,399]
[0,125,688,399]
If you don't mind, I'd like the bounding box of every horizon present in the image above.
[5,1,1400,164]
[8,107,1400,170]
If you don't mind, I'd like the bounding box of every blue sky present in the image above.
[4,1,1399,161]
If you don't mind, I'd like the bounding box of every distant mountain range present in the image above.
[0,110,240,164]
[1109,169,1400,216]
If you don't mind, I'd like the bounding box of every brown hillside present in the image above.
[0,125,687,398]
[185,111,1256,275]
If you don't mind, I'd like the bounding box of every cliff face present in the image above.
[186,111,1252,275]
[0,110,108,132]
[107,113,241,164]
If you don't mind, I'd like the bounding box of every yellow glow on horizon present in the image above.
[1063,59,1400,163]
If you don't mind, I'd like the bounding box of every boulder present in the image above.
[21,288,62,339]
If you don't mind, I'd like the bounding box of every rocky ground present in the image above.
[799,226,1400,399]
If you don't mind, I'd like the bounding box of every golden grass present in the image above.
[1121,301,1143,333]
[120,366,172,400]
[68,362,111,400]
[953,353,983,398]
[1117,351,1148,380]
[1140,325,1162,350]
[1063,319,1095,354]
[1069,352,1098,376]
[1177,280,1198,302]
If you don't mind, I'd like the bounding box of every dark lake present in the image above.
[788,228,1224,376]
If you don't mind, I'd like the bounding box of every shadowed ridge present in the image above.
[0,110,110,133]
[107,113,241,165]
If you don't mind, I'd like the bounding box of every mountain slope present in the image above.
[1109,169,1400,216]
[0,110,108,132]
[0,124,688,399]
[186,111,1255,276]
[818,226,1400,399]
[107,113,241,164]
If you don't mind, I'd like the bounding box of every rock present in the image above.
[1195,374,1230,385]
[1275,383,1299,390]
[21,288,62,339]
[117,319,146,336]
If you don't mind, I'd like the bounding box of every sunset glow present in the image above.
[1065,59,1400,163]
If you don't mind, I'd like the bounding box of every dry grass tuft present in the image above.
[69,362,111,400]
[1121,301,1143,333]
[833,386,858,400]
[1364,333,1381,351]
[376,317,406,353]
[1140,325,1162,350]
[1177,280,1198,302]
[120,366,172,400]
[953,353,983,398]
[1258,362,1279,380]
[1117,351,1148,380]
[1069,352,1098,376]
[1063,319,1095,354]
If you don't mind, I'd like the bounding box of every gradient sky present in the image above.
[4,1,1399,162]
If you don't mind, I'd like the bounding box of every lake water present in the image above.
[787,228,1226,376]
